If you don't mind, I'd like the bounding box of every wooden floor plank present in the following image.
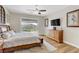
[42,36,79,53]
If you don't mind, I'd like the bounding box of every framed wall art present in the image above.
[67,9,79,27]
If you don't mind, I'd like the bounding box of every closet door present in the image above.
[0,5,5,24]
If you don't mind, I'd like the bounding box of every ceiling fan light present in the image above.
[38,12,41,14]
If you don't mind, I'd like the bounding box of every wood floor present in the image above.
[42,36,79,53]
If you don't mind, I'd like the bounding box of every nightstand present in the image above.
[0,39,3,53]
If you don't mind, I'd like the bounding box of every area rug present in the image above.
[14,40,56,53]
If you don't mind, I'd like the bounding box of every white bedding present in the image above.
[3,32,40,48]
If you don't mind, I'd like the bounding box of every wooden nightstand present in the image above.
[0,39,3,53]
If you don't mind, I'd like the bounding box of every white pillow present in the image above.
[9,30,15,36]
[1,27,7,32]
[1,30,15,39]
[2,32,12,39]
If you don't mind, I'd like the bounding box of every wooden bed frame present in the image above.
[2,38,43,53]
[0,25,43,53]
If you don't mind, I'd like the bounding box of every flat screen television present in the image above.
[51,19,60,26]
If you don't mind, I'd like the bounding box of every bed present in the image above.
[0,25,43,53]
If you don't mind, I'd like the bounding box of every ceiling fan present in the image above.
[26,5,46,14]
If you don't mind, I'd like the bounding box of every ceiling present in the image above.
[4,5,69,16]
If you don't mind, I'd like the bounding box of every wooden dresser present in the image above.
[47,30,63,43]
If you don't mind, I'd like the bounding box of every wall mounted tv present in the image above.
[51,19,60,26]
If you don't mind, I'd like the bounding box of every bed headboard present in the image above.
[0,25,11,33]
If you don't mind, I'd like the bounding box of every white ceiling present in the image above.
[4,5,69,16]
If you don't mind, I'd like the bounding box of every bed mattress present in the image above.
[3,32,40,48]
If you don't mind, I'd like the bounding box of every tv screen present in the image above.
[51,19,60,26]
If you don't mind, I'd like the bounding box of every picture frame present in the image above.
[67,9,79,27]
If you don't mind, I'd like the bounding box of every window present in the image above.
[21,19,38,32]
[0,5,5,24]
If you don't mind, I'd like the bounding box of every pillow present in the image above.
[9,30,15,36]
[1,30,16,39]
[1,32,12,39]
[1,26,7,32]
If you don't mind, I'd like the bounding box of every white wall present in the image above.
[6,12,45,35]
[47,5,79,48]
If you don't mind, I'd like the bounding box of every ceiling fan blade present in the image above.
[39,10,46,12]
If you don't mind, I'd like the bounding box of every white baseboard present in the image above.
[64,40,79,48]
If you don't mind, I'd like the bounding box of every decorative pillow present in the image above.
[1,30,16,39]
[9,30,15,36]
[1,26,7,32]
[1,32,12,39]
